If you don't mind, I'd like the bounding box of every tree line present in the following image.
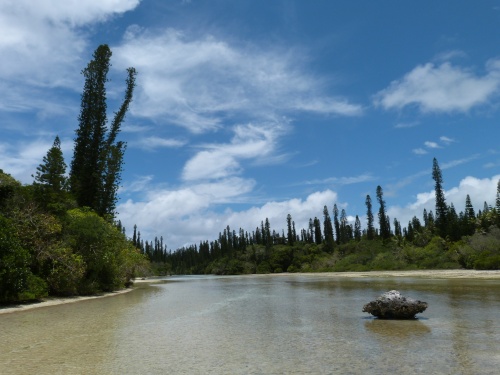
[139,158,500,275]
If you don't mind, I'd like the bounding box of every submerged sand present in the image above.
[1,270,500,314]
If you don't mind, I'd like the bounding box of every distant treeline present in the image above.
[136,158,500,275]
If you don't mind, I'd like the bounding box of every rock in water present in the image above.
[362,290,428,319]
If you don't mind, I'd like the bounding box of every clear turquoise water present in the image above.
[1,274,499,374]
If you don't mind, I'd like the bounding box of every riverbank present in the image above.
[282,269,500,279]
[0,278,164,315]
[2,270,500,314]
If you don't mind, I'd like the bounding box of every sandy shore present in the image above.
[2,270,499,314]
[277,269,500,279]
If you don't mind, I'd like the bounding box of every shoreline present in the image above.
[2,270,500,314]
[276,269,500,279]
[0,278,164,315]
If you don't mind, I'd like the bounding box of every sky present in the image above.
[1,0,500,250]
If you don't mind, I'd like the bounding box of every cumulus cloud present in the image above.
[182,121,287,181]
[112,28,363,133]
[374,60,500,113]
[117,188,338,249]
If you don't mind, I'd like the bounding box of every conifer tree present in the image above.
[333,204,340,244]
[365,194,375,240]
[286,214,294,245]
[69,44,137,218]
[354,215,362,241]
[322,206,334,252]
[432,158,448,237]
[376,185,390,240]
[496,179,500,226]
[313,217,322,245]
[34,136,67,193]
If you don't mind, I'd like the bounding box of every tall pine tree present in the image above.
[432,158,448,237]
[69,44,137,218]
[376,185,391,240]
[365,194,375,240]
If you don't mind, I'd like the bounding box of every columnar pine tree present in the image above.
[313,217,322,245]
[286,214,295,246]
[69,44,137,218]
[496,179,500,227]
[432,158,448,237]
[365,195,375,240]
[322,205,334,252]
[376,185,391,240]
[333,204,340,244]
[463,194,476,235]
[354,215,362,241]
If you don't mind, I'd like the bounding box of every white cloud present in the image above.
[374,60,500,113]
[117,188,338,249]
[394,122,419,129]
[412,148,428,155]
[0,0,140,114]
[113,28,363,133]
[182,122,287,181]
[299,173,375,186]
[131,136,187,150]
[439,136,456,145]
[424,141,440,149]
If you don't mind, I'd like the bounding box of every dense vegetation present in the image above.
[0,45,148,303]
[138,158,500,276]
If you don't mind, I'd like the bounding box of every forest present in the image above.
[2,44,500,304]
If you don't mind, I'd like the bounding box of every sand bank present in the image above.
[277,269,500,279]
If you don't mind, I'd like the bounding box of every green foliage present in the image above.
[455,226,500,270]
[0,215,48,302]
[64,208,146,293]
[0,170,21,212]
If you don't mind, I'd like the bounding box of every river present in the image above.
[1,274,500,374]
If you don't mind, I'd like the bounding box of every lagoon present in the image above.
[1,274,500,374]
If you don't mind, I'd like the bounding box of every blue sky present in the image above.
[1,0,500,249]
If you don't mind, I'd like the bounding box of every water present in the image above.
[1,274,500,374]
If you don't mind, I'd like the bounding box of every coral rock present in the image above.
[363,290,427,319]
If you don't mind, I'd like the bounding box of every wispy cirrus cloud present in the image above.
[131,136,187,151]
[113,27,363,133]
[374,59,500,113]
[297,173,375,187]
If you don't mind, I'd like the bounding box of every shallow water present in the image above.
[1,275,500,374]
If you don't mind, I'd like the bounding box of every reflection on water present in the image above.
[364,318,431,338]
[1,275,500,374]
